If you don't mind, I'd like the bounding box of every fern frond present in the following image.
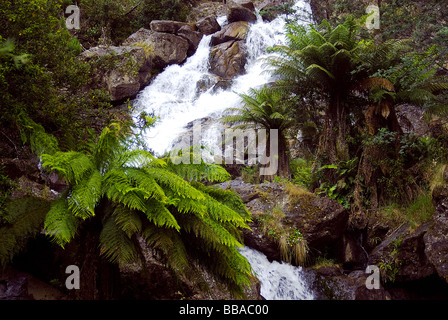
[99,217,137,264]
[164,155,231,183]
[144,198,181,231]
[41,151,94,185]
[144,167,205,200]
[113,205,142,237]
[67,169,102,219]
[191,182,252,222]
[142,224,190,275]
[124,167,167,201]
[17,112,59,156]
[44,197,79,248]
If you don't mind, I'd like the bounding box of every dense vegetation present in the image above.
[0,0,447,299]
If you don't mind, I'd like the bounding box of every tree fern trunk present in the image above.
[277,132,290,179]
[70,207,121,300]
[351,103,405,226]
[313,96,350,183]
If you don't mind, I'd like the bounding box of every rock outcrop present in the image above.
[218,178,349,256]
[424,168,448,284]
[211,21,250,46]
[309,267,391,300]
[227,2,258,23]
[209,40,248,79]
[79,45,152,102]
[196,16,222,35]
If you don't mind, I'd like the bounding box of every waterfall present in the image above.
[133,1,314,299]
[133,0,312,156]
[239,247,314,300]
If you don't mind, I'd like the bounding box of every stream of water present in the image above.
[133,0,314,300]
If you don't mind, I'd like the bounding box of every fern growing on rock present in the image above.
[40,121,253,298]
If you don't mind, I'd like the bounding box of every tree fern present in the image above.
[38,121,254,298]
[43,197,79,248]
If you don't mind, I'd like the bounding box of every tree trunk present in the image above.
[277,132,290,179]
[259,130,290,181]
[70,213,121,300]
[312,95,350,184]
[351,103,405,225]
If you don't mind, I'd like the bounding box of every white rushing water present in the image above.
[133,1,314,299]
[133,0,311,156]
[239,247,314,300]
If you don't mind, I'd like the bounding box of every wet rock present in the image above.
[120,236,262,299]
[145,32,190,69]
[0,275,31,300]
[217,179,349,255]
[227,4,257,23]
[0,157,41,182]
[340,232,369,270]
[196,16,222,35]
[195,74,220,96]
[149,20,190,34]
[177,25,204,56]
[243,225,281,262]
[209,40,247,79]
[10,176,58,200]
[211,21,250,46]
[311,270,391,300]
[424,171,448,284]
[369,223,436,282]
[287,193,349,251]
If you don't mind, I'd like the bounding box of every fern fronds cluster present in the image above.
[40,121,253,297]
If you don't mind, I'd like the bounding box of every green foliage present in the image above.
[316,158,358,209]
[40,121,253,297]
[0,197,51,265]
[290,158,313,188]
[77,0,196,45]
[379,238,403,284]
[260,3,295,21]
[222,86,294,132]
[256,205,308,266]
[241,165,261,184]
[0,0,99,153]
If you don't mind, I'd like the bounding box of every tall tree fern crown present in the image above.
[40,121,253,297]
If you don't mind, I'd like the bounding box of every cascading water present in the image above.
[239,247,314,300]
[133,0,311,157]
[133,0,314,300]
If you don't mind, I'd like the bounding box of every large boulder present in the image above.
[149,20,191,34]
[310,268,391,300]
[209,40,247,79]
[217,179,349,255]
[177,25,204,56]
[368,223,436,282]
[196,16,222,35]
[424,169,448,284]
[287,191,349,250]
[79,45,151,101]
[145,32,189,69]
[122,28,189,70]
[211,21,250,46]
[227,3,257,23]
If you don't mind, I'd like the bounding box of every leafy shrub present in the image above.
[290,158,313,189]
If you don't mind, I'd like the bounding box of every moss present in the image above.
[284,182,319,215]
[131,42,155,59]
